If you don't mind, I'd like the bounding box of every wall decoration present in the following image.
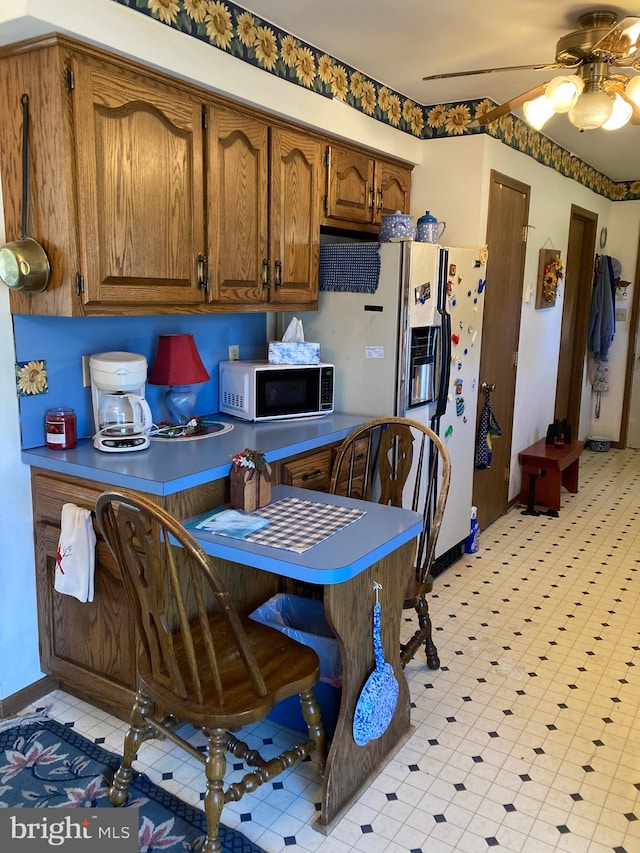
[15,360,48,396]
[535,250,563,309]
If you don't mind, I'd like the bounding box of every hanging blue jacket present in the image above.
[588,256,615,360]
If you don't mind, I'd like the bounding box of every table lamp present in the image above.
[148,334,210,424]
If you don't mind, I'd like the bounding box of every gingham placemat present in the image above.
[247,496,366,554]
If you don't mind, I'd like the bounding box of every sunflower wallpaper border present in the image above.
[112,0,640,202]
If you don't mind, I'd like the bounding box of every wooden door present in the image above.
[72,55,206,307]
[374,160,412,223]
[472,172,530,531]
[554,205,597,428]
[207,107,269,306]
[324,144,375,224]
[268,127,322,306]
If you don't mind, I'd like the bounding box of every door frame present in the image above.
[555,204,598,431]
[472,170,529,529]
[618,226,640,447]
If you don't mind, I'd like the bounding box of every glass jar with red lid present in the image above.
[45,407,77,450]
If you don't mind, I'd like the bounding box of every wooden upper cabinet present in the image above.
[325,145,376,224]
[207,107,269,305]
[207,108,321,310]
[375,160,412,223]
[323,143,412,230]
[71,56,207,307]
[268,127,322,307]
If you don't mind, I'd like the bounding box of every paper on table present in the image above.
[191,508,270,540]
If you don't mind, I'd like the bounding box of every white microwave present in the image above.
[219,360,335,421]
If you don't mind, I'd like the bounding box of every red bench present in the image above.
[518,438,585,516]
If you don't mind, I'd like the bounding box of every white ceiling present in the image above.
[242,0,640,182]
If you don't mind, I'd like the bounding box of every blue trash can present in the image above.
[250,594,342,735]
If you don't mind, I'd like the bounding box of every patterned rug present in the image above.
[0,714,264,853]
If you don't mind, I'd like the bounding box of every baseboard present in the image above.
[0,676,58,720]
[432,541,464,579]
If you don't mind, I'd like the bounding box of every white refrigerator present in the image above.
[282,240,487,563]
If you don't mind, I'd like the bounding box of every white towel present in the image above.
[54,503,96,603]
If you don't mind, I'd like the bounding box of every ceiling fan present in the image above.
[423,10,640,131]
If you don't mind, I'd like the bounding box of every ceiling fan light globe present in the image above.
[523,94,555,130]
[602,93,633,130]
[625,74,640,108]
[568,90,614,130]
[545,75,584,112]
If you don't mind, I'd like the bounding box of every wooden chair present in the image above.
[95,490,325,853]
[329,417,451,670]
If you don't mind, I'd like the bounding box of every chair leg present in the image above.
[416,595,440,670]
[109,690,153,806]
[201,728,228,853]
[299,688,327,767]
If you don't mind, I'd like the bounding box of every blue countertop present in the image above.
[21,413,368,495]
[187,485,422,584]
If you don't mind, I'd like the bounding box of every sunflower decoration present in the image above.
[543,255,564,303]
[16,360,48,396]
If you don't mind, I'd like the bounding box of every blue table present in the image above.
[188,485,422,829]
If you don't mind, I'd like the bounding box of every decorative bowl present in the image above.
[379,210,415,243]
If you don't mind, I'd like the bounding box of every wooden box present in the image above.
[229,466,272,512]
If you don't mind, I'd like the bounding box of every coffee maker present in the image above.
[90,352,153,452]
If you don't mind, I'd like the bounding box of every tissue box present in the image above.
[268,341,320,365]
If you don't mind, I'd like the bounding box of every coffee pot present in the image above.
[90,351,153,452]
[98,392,152,437]
[416,211,446,243]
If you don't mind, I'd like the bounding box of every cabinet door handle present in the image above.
[274,258,282,290]
[262,258,270,290]
[377,189,383,212]
[301,469,325,481]
[368,187,375,210]
[197,253,209,295]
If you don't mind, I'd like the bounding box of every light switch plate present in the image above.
[228,344,239,361]
[615,308,627,322]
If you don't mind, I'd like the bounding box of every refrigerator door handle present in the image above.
[435,308,451,419]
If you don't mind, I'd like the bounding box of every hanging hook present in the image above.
[373,581,382,603]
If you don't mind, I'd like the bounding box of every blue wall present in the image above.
[13,313,267,448]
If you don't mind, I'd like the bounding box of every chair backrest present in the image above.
[329,417,451,580]
[95,490,269,707]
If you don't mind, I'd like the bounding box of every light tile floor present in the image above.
[24,447,639,853]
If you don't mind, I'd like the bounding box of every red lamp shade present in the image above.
[148,334,210,386]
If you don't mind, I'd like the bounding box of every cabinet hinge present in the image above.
[322,194,328,212]
[75,273,84,295]
[66,68,75,93]
[504,467,510,483]
[201,108,207,130]
[324,147,330,167]
[513,350,518,367]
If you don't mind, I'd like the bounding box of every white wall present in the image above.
[0,177,41,699]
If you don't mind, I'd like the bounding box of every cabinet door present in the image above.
[374,161,412,224]
[269,128,322,306]
[324,144,375,224]
[207,107,269,306]
[71,55,206,307]
[35,522,137,718]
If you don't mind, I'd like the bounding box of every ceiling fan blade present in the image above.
[422,63,562,82]
[592,16,640,65]
[470,84,548,127]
